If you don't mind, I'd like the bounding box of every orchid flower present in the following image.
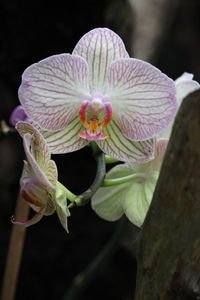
[91,139,167,227]
[18,28,177,162]
[9,105,32,126]
[92,73,200,227]
[13,122,70,232]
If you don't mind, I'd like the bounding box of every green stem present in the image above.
[75,151,106,206]
[57,182,77,203]
[104,155,119,164]
[61,218,127,300]
[101,173,146,187]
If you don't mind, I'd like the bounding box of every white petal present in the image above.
[123,183,146,227]
[92,164,133,221]
[105,163,134,179]
[55,184,70,232]
[144,172,158,203]
[19,54,90,131]
[73,28,129,94]
[43,116,89,154]
[105,58,177,141]
[123,172,158,227]
[91,185,127,221]
[97,120,155,163]
[175,72,194,84]
[160,74,200,139]
[175,73,200,107]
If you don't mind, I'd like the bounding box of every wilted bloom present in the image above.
[9,105,32,126]
[13,122,70,232]
[92,139,167,227]
[18,28,176,162]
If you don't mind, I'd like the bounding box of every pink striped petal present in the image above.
[43,117,89,154]
[97,120,155,162]
[46,160,58,187]
[23,133,55,191]
[16,122,50,166]
[105,58,177,141]
[18,54,90,131]
[72,28,129,94]
[16,122,57,190]
[155,138,168,162]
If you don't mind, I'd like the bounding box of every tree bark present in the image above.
[134,90,200,300]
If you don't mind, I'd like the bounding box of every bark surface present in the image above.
[134,90,200,300]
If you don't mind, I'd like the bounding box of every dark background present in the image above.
[0,0,200,299]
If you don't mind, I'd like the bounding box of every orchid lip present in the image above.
[79,98,112,141]
[21,176,45,207]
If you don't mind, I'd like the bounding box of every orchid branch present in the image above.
[75,150,106,206]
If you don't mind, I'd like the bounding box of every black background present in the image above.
[0,0,200,299]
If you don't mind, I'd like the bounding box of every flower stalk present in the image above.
[75,151,106,206]
[56,182,77,203]
[0,195,29,300]
[101,173,146,187]
[104,155,119,164]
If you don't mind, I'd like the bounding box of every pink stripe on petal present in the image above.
[23,133,56,190]
[97,121,155,163]
[19,54,90,131]
[106,58,177,141]
[16,122,57,189]
[72,28,129,94]
[16,122,51,165]
[43,117,89,154]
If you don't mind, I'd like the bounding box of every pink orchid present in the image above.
[18,28,177,162]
